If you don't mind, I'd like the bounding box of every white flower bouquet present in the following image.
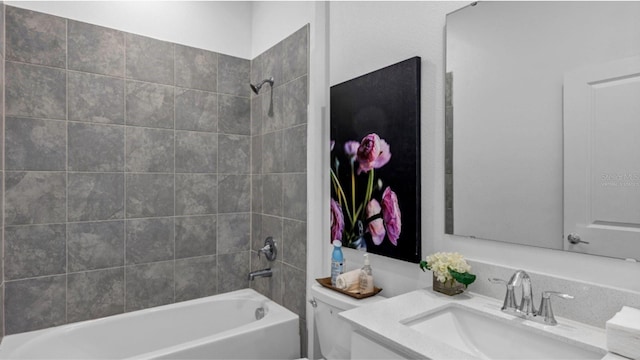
[419,252,476,288]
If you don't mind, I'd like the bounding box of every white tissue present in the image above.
[335,269,360,292]
[606,306,640,359]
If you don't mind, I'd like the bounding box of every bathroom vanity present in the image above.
[340,288,627,360]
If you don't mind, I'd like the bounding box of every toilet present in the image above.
[311,283,386,359]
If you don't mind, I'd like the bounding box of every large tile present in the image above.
[218,54,250,97]
[282,76,308,128]
[125,174,174,218]
[67,268,125,323]
[0,4,5,58]
[5,224,66,280]
[175,256,217,302]
[5,117,66,171]
[218,175,250,213]
[283,124,307,173]
[68,221,125,272]
[68,122,124,172]
[0,286,4,339]
[251,135,262,175]
[5,172,66,225]
[218,213,250,254]
[219,134,250,174]
[262,130,283,173]
[68,20,124,77]
[6,62,66,120]
[262,42,283,93]
[175,174,217,216]
[175,89,217,132]
[250,52,264,94]
[125,127,174,173]
[251,175,263,214]
[125,33,173,85]
[126,81,174,129]
[282,263,306,319]
[175,131,217,173]
[175,44,217,92]
[125,261,174,311]
[283,219,306,270]
[6,6,66,68]
[283,173,307,221]
[175,215,217,259]
[5,275,66,334]
[68,173,124,221]
[262,87,282,133]
[263,174,283,217]
[251,94,263,136]
[219,95,250,135]
[218,251,249,293]
[126,218,174,265]
[68,72,124,124]
[251,214,263,253]
[282,26,308,84]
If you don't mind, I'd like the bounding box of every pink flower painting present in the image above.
[366,199,386,245]
[356,134,391,174]
[381,187,402,245]
[330,133,402,249]
[330,198,344,243]
[329,57,421,263]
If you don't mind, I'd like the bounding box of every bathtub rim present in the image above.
[0,288,299,359]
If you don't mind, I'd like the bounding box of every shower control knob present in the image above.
[567,233,589,245]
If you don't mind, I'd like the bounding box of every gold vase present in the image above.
[432,274,464,296]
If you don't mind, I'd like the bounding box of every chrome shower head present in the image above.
[250,77,274,94]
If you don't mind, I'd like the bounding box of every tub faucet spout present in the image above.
[248,268,272,281]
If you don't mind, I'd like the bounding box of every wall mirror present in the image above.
[445,1,640,260]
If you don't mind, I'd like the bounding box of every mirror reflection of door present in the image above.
[564,56,640,260]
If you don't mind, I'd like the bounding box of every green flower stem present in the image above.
[363,169,375,212]
[330,168,353,223]
[350,160,356,223]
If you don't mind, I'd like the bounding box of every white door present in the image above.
[564,55,640,260]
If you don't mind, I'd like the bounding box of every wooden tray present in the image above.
[316,277,383,299]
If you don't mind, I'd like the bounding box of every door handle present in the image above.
[567,233,589,245]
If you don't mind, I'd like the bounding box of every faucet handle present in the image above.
[488,278,507,285]
[489,278,518,312]
[537,291,574,325]
[542,291,574,300]
[258,237,277,261]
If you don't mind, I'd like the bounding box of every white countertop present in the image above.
[339,287,610,360]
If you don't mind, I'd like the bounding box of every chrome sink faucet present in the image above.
[490,270,535,316]
[509,270,536,316]
[490,270,573,325]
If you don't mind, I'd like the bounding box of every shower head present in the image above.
[250,77,274,94]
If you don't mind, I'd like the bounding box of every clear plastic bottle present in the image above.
[330,240,344,286]
[359,253,374,294]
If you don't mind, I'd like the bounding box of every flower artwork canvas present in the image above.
[330,57,421,263]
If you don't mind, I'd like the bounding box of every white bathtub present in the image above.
[0,288,300,359]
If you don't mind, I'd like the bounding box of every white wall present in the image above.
[250,1,315,58]
[6,0,253,58]
[329,1,640,297]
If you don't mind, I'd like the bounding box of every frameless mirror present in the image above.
[445,1,640,259]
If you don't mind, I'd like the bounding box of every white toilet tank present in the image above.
[311,283,386,360]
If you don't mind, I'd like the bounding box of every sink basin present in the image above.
[402,305,605,360]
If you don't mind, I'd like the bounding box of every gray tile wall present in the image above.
[1,0,5,343]
[250,25,309,358]
[2,6,253,335]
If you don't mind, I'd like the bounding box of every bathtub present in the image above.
[0,288,300,359]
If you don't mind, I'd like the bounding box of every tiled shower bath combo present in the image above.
[0,5,308,353]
